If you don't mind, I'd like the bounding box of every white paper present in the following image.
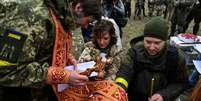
[64,61,96,71]
[100,53,107,62]
[58,61,96,92]
[193,60,201,74]
[194,44,201,53]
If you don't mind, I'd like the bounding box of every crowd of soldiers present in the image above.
[98,0,201,39]
[129,0,201,36]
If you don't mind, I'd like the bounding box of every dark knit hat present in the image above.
[144,17,168,41]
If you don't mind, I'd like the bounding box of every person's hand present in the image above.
[106,58,113,64]
[97,71,105,78]
[79,55,92,63]
[68,71,89,86]
[67,53,77,69]
[149,93,164,101]
[71,58,77,70]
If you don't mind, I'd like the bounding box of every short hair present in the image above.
[71,0,102,20]
[92,20,117,47]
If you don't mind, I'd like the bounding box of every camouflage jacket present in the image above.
[0,0,53,88]
[78,41,125,81]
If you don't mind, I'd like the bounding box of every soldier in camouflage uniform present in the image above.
[148,0,167,17]
[183,0,201,35]
[169,0,196,36]
[163,0,175,20]
[0,0,102,101]
[134,0,146,20]
[122,0,131,18]
[0,0,52,100]
[78,19,124,81]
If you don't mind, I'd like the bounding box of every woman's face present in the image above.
[97,31,111,49]
[144,37,165,56]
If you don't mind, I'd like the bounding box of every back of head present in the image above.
[144,17,168,41]
[45,0,102,30]
[70,0,102,20]
[81,0,102,20]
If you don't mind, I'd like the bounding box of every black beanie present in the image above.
[144,17,168,41]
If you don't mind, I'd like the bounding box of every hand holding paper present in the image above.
[58,61,96,92]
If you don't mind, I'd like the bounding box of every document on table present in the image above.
[193,60,201,74]
[57,61,96,92]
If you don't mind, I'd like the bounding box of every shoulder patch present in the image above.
[0,29,27,63]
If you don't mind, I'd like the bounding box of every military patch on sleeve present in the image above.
[0,29,27,64]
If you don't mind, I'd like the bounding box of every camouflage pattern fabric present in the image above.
[0,0,51,88]
[78,42,125,81]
